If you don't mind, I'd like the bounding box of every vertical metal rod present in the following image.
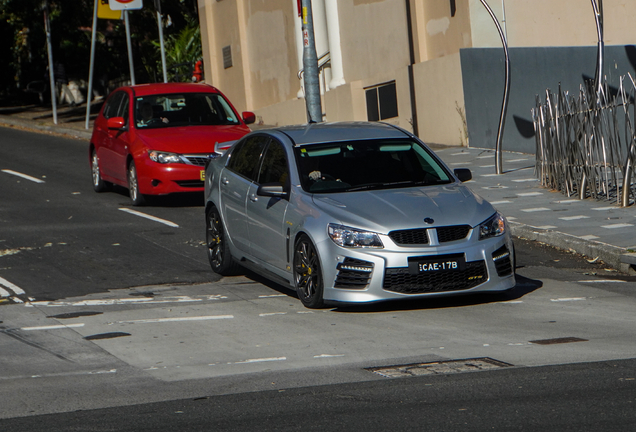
[124,10,136,85]
[43,0,57,124]
[591,0,604,99]
[404,0,419,136]
[155,0,168,83]
[480,0,509,175]
[301,0,322,123]
[85,0,98,129]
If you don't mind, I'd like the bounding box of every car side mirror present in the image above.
[107,117,127,131]
[242,111,256,125]
[454,168,472,182]
[257,183,289,199]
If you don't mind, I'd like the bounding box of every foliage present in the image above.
[147,24,201,82]
[0,0,200,100]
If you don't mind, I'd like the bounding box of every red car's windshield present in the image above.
[134,92,241,129]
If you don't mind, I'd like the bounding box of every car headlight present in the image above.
[328,224,383,248]
[148,150,182,164]
[479,212,506,240]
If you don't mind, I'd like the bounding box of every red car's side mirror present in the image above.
[242,111,256,125]
[107,117,126,130]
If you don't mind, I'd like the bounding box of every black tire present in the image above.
[127,160,146,206]
[91,149,110,192]
[293,234,325,309]
[206,206,240,275]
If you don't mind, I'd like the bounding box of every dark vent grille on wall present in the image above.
[365,81,398,121]
[223,46,232,69]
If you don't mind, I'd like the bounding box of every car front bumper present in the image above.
[316,231,516,304]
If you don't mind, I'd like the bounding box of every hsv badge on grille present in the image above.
[423,217,434,224]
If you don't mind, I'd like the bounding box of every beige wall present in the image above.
[198,0,636,144]
[412,53,465,146]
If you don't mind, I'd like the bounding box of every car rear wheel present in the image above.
[127,161,146,206]
[91,150,110,192]
[206,206,240,275]
[294,234,325,309]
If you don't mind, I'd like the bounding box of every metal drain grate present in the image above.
[368,357,512,378]
[529,337,588,345]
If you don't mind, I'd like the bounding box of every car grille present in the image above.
[334,258,373,289]
[175,180,204,188]
[388,225,471,246]
[388,228,429,245]
[182,155,211,166]
[383,260,487,294]
[437,225,471,243]
[492,245,513,277]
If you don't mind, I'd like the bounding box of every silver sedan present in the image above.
[204,122,515,308]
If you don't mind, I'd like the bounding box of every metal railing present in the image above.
[532,77,636,207]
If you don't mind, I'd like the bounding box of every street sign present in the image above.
[109,0,143,10]
[97,1,122,19]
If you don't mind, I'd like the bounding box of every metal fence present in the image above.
[532,76,636,207]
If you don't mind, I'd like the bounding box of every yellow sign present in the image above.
[97,0,122,20]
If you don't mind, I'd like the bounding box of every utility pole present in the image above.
[43,0,57,124]
[301,0,322,123]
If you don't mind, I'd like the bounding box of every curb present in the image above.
[510,222,633,274]
[0,115,92,141]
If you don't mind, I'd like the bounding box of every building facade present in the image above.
[197,0,636,152]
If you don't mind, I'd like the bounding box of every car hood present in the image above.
[311,184,496,232]
[135,125,250,153]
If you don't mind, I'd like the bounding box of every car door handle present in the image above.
[221,177,229,185]
[249,193,258,202]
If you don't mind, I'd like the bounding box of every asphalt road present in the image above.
[1,127,636,430]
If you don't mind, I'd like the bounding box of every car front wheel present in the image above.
[293,234,325,309]
[127,161,146,206]
[206,206,239,275]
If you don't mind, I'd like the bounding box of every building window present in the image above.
[365,81,398,121]
[222,45,232,69]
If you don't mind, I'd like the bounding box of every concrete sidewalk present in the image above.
[0,103,634,273]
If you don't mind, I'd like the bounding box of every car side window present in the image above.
[103,92,124,119]
[227,136,268,181]
[258,141,289,189]
[116,93,129,124]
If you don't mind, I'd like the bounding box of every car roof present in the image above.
[122,83,222,97]
[274,122,411,145]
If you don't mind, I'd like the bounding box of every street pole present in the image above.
[301,0,322,123]
[591,0,604,99]
[86,0,98,129]
[43,0,57,124]
[155,0,168,83]
[124,10,136,85]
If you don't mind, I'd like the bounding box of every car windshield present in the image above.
[134,93,240,129]
[294,139,453,193]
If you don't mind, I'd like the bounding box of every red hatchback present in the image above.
[89,83,254,205]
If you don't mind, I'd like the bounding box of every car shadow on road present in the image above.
[241,268,543,313]
[109,185,205,207]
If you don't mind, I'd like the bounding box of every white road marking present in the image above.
[578,280,626,283]
[21,323,85,331]
[521,207,551,212]
[601,223,634,229]
[26,296,224,307]
[0,369,116,381]
[517,192,543,197]
[314,354,345,358]
[258,294,287,298]
[477,155,493,159]
[490,200,513,205]
[450,152,469,156]
[507,158,530,162]
[118,208,179,228]
[112,315,234,324]
[0,276,26,295]
[550,297,586,302]
[0,287,10,297]
[592,206,617,211]
[533,225,557,229]
[512,178,538,182]
[259,312,287,317]
[234,357,286,364]
[559,215,590,221]
[579,235,600,240]
[2,169,45,183]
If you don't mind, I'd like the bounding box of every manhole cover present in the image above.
[368,357,512,378]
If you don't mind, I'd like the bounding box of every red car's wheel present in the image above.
[127,161,146,206]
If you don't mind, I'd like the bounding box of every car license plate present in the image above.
[408,254,466,274]
[200,170,205,181]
